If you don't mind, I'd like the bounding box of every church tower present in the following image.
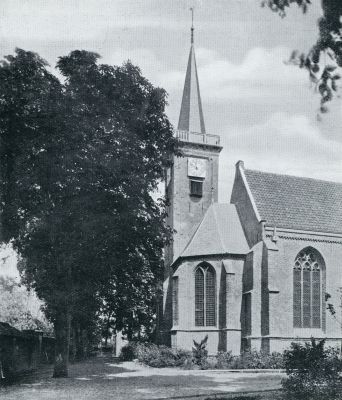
[164,20,222,270]
[160,18,222,344]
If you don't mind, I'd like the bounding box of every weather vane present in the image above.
[190,7,194,44]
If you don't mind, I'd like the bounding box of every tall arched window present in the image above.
[293,248,324,328]
[195,264,216,326]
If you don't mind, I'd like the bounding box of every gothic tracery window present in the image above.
[172,277,179,326]
[293,248,324,329]
[195,264,216,326]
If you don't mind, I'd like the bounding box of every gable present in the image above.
[231,161,262,247]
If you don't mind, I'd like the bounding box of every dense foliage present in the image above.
[282,339,342,399]
[120,342,192,368]
[263,0,342,112]
[0,48,178,376]
[216,350,284,370]
[0,276,51,332]
[119,342,284,370]
[192,335,208,367]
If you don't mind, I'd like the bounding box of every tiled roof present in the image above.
[180,203,249,259]
[244,169,342,234]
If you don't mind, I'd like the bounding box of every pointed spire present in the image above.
[177,9,206,135]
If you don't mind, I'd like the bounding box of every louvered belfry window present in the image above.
[293,248,323,328]
[195,264,216,326]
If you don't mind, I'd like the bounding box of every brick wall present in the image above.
[247,230,342,353]
[165,142,221,269]
[170,256,244,355]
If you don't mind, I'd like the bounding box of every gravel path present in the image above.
[0,356,284,400]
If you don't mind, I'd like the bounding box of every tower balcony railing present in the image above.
[175,129,220,146]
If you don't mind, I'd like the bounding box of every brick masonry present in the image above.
[161,143,342,355]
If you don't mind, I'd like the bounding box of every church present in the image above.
[161,25,342,355]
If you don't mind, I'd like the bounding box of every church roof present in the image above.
[244,168,342,235]
[177,28,206,134]
[180,203,249,259]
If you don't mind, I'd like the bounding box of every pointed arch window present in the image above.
[172,277,179,326]
[195,264,216,326]
[293,248,324,328]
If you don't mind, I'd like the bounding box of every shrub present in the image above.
[134,342,192,368]
[262,352,284,369]
[215,350,284,369]
[282,338,342,400]
[216,351,235,369]
[120,341,285,370]
[192,335,209,368]
[119,343,136,361]
[239,350,284,369]
[201,355,218,369]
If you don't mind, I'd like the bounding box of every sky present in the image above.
[1,0,342,204]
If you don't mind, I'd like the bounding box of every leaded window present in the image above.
[195,264,216,326]
[172,277,179,326]
[293,248,323,328]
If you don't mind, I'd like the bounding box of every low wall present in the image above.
[0,322,54,382]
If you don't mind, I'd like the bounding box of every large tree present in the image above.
[263,0,342,112]
[0,49,178,377]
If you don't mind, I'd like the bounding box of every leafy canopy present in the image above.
[0,275,51,332]
[0,48,178,363]
[263,0,342,113]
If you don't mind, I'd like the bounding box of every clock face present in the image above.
[188,157,206,178]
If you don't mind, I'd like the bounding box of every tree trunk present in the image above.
[82,329,88,358]
[70,327,77,363]
[75,325,84,360]
[53,311,71,378]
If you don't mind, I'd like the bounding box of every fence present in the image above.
[0,322,55,382]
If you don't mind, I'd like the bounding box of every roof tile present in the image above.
[180,203,249,258]
[244,169,342,234]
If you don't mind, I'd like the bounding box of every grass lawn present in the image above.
[204,390,284,400]
[0,356,284,400]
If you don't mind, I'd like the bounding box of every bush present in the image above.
[120,342,193,367]
[215,350,284,369]
[216,351,235,369]
[200,355,218,369]
[119,341,284,370]
[192,335,208,368]
[239,350,284,369]
[282,338,342,400]
[134,342,192,368]
[119,343,136,361]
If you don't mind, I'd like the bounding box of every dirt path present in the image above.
[0,356,284,400]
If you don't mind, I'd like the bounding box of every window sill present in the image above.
[293,328,325,337]
[171,326,218,332]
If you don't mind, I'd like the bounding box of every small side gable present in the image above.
[231,160,263,247]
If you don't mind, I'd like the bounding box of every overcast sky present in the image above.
[1,0,342,202]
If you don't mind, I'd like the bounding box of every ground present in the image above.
[0,355,284,400]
